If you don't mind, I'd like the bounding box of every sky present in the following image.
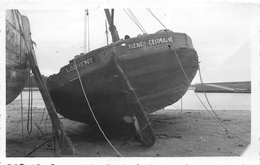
[4,1,258,83]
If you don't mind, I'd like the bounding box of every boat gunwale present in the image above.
[47,47,198,92]
[65,30,192,67]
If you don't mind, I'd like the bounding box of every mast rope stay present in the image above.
[27,71,33,135]
[123,9,147,34]
[14,9,26,156]
[73,57,124,157]
[16,11,75,154]
[166,33,249,144]
[146,8,167,29]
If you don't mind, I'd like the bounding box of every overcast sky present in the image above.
[8,1,257,83]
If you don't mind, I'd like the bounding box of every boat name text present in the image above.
[128,36,173,50]
[64,57,95,73]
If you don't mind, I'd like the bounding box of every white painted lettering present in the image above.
[66,68,71,73]
[127,36,174,50]
[168,37,173,42]
[89,57,93,64]
[64,56,95,73]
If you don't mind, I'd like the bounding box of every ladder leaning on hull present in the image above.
[111,54,156,147]
[22,16,75,155]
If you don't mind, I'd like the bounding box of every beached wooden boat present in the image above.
[6,10,34,104]
[46,9,199,127]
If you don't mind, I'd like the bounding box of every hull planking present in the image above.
[6,10,31,104]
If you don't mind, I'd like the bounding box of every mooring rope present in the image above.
[197,68,250,144]
[14,9,26,156]
[167,32,250,144]
[73,57,123,157]
[14,10,65,155]
[20,61,26,156]
[180,98,183,122]
[27,72,33,135]
[37,107,46,138]
[101,47,115,61]
[137,122,151,139]
[197,68,250,134]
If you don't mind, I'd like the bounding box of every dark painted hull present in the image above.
[47,30,199,125]
[6,10,31,104]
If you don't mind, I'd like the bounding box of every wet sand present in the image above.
[6,105,250,157]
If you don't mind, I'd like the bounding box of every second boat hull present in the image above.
[6,10,32,105]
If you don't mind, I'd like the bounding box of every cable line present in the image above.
[123,8,147,34]
[146,8,167,29]
[27,71,33,135]
[73,56,123,157]
[14,9,26,156]
[166,32,250,144]
[127,9,147,33]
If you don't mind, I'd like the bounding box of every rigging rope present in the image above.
[37,107,46,138]
[73,57,123,157]
[146,8,167,29]
[123,9,147,34]
[20,51,26,156]
[166,32,250,144]
[197,68,250,135]
[14,9,26,156]
[127,9,147,34]
[44,114,49,134]
[19,14,54,111]
[27,72,33,135]
[14,10,61,155]
[180,98,183,122]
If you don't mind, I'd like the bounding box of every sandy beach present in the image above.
[5,104,251,158]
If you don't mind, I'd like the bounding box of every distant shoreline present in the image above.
[23,87,251,93]
[193,81,251,93]
[23,87,39,91]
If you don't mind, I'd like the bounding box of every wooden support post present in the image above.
[28,49,75,155]
[111,55,155,147]
[22,15,74,155]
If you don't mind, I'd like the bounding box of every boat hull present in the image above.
[6,10,31,104]
[47,46,198,125]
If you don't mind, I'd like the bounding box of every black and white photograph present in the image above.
[1,0,259,165]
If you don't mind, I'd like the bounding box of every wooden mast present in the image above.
[84,9,90,53]
[104,9,120,43]
[105,20,109,45]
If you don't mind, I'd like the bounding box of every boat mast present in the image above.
[105,20,109,45]
[104,9,120,43]
[84,9,90,53]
